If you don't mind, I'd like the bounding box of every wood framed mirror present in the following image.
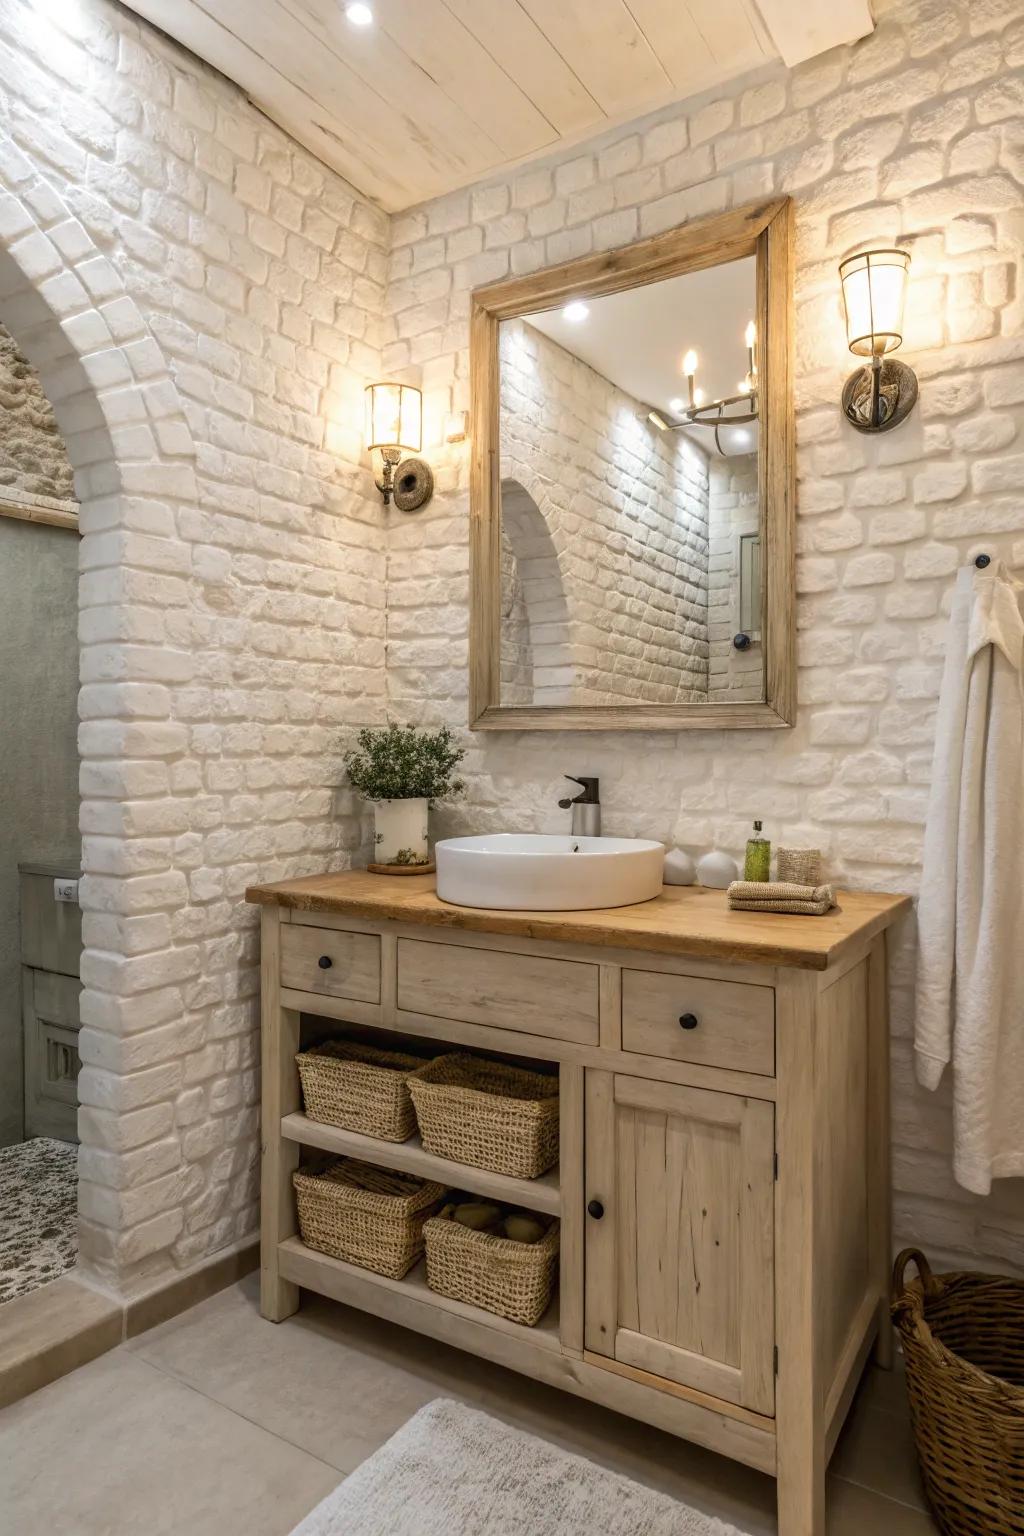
[469,197,794,731]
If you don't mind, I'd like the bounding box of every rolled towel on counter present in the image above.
[727,879,837,916]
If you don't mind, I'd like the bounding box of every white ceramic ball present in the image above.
[696,850,739,889]
[663,848,697,886]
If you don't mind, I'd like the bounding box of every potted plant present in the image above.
[345,723,466,870]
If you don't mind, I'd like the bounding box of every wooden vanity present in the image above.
[247,871,909,1535]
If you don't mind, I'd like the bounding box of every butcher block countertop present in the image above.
[246,870,910,972]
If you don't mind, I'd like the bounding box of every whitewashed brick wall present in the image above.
[0,0,387,1295]
[497,324,709,706]
[499,317,711,703]
[385,0,1024,1275]
[3,0,1022,1294]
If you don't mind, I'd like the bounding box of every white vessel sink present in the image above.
[435,833,665,911]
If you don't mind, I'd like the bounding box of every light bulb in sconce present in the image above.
[738,380,751,395]
[681,350,699,410]
[693,386,704,407]
[839,247,917,433]
[647,410,669,431]
[363,382,433,511]
[669,397,684,414]
[563,300,589,323]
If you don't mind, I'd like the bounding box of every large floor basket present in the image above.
[891,1248,1024,1536]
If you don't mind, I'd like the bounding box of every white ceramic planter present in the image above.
[372,797,430,867]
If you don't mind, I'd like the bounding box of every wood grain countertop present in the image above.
[246,870,910,972]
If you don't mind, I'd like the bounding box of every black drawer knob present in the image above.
[317,955,333,970]
[678,1012,699,1030]
[587,1199,604,1220]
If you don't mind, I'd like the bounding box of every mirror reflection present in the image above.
[498,257,763,708]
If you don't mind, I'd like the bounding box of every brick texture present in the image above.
[500,317,711,704]
[0,0,1021,1291]
[384,0,1024,1275]
[0,0,387,1295]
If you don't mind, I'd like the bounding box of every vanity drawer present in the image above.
[280,923,381,1004]
[397,938,600,1044]
[621,970,774,1076]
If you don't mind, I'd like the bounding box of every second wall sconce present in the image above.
[364,381,434,510]
[839,248,917,433]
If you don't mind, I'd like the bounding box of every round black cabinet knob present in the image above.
[678,1012,699,1030]
[587,1199,605,1220]
[317,955,333,970]
[733,632,752,651]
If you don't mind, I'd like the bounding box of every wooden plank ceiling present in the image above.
[121,0,874,211]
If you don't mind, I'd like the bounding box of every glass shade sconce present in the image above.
[839,248,917,433]
[363,382,434,510]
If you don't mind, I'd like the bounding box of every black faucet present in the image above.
[558,776,601,837]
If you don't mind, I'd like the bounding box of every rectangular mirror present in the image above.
[469,198,794,730]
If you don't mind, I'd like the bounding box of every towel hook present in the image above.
[974,553,991,569]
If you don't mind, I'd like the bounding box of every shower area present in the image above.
[0,320,81,1304]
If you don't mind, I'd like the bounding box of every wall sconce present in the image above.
[364,382,434,511]
[839,248,917,433]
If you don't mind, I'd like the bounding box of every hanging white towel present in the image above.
[914,559,1024,1195]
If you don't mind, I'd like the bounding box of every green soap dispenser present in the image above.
[744,820,771,882]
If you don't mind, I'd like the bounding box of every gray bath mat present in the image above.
[0,1136,77,1304]
[288,1397,750,1536]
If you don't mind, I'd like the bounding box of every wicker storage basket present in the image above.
[407,1053,559,1179]
[296,1039,432,1142]
[423,1205,559,1326]
[891,1248,1024,1536]
[294,1157,447,1279]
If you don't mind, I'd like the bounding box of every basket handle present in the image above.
[891,1246,944,1312]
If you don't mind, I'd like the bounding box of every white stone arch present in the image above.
[500,476,575,706]
[0,141,199,1294]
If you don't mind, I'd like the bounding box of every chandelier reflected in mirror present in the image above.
[646,321,759,455]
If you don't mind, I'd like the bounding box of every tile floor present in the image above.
[0,1272,939,1536]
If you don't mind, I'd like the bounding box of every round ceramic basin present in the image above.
[435,833,665,911]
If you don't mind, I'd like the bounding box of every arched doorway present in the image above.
[0,144,197,1296]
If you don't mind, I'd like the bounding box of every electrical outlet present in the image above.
[53,878,79,905]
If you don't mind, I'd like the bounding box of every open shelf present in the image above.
[278,1236,560,1352]
[281,1112,561,1216]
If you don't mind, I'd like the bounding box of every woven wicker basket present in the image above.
[408,1053,559,1179]
[424,1205,559,1326]
[294,1157,447,1279]
[296,1039,432,1142]
[891,1248,1024,1536]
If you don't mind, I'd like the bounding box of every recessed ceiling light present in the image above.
[346,3,374,24]
[562,301,589,323]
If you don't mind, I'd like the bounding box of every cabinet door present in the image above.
[584,1072,775,1415]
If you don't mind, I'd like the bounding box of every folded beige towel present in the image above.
[727,879,836,916]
